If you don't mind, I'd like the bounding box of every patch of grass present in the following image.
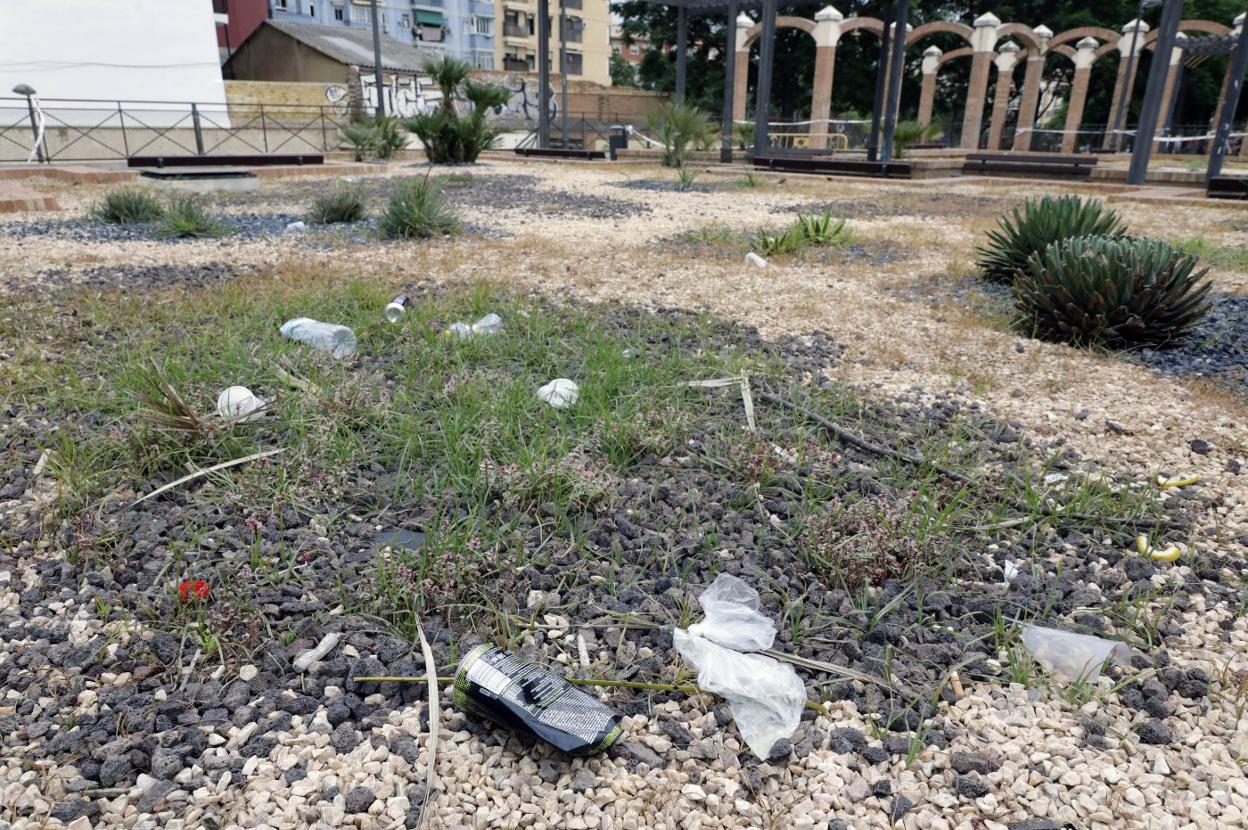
[308,183,367,225]
[89,188,164,224]
[737,172,764,189]
[154,194,229,239]
[675,165,699,191]
[1174,235,1248,271]
[379,177,460,240]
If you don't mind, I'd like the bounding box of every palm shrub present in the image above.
[90,188,164,224]
[645,102,716,168]
[977,195,1128,284]
[155,194,228,239]
[891,121,941,158]
[379,177,461,240]
[340,116,407,160]
[403,57,511,163]
[308,182,367,224]
[1015,236,1212,348]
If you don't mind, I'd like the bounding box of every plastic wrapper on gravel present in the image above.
[453,644,622,756]
[674,574,806,759]
[1021,625,1131,683]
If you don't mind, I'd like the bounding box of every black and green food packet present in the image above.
[453,644,623,756]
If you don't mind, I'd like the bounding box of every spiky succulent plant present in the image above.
[977,195,1128,283]
[1014,235,1212,348]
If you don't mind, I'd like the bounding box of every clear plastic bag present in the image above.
[674,574,806,759]
[1021,625,1131,683]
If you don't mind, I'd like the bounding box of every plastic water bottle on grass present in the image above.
[280,318,356,358]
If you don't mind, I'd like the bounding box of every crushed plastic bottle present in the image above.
[280,318,357,358]
[453,644,622,756]
[537,378,579,408]
[446,313,503,339]
[286,220,307,233]
[216,386,265,422]
[745,252,769,269]
[384,294,409,323]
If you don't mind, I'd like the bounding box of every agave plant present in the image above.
[977,195,1128,284]
[1015,236,1212,348]
[794,211,849,246]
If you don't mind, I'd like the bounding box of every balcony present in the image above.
[559,20,582,43]
[503,57,529,71]
[504,22,530,37]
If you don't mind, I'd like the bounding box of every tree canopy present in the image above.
[612,0,1248,137]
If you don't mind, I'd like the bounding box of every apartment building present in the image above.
[609,23,651,65]
[269,0,496,69]
[495,0,610,85]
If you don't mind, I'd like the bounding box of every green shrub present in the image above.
[675,165,699,191]
[750,211,848,256]
[645,102,716,168]
[977,195,1128,284]
[155,195,228,239]
[1015,236,1212,348]
[340,116,407,161]
[891,121,942,158]
[733,121,755,150]
[90,188,163,224]
[308,183,367,224]
[403,57,510,164]
[379,177,461,240]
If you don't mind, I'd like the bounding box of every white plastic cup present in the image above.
[537,378,579,408]
[217,386,265,422]
[746,252,769,269]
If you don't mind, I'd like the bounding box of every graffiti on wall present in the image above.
[328,71,556,126]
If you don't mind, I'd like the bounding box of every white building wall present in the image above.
[0,0,228,125]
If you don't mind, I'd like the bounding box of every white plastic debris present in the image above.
[1002,560,1020,584]
[286,220,306,233]
[673,574,806,759]
[384,294,409,323]
[1020,625,1131,683]
[280,318,357,358]
[446,312,503,339]
[537,378,579,408]
[745,252,769,269]
[293,633,340,673]
[216,386,265,422]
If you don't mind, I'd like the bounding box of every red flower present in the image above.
[178,579,210,604]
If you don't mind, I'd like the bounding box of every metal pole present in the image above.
[751,0,777,156]
[24,95,44,163]
[118,101,130,158]
[1207,19,1248,182]
[1128,0,1184,185]
[867,0,893,162]
[1109,1,1149,153]
[675,5,688,101]
[192,103,205,155]
[370,0,385,118]
[721,0,739,162]
[261,103,269,152]
[880,0,909,162]
[559,0,569,147]
[538,0,551,148]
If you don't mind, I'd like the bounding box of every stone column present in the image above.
[961,12,1000,149]
[1153,33,1186,151]
[918,45,942,126]
[1104,19,1150,146]
[1013,24,1051,151]
[1061,37,1100,154]
[810,5,844,149]
[732,13,753,123]
[986,41,1020,150]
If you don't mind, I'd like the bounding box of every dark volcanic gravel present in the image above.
[771,191,1019,221]
[1122,292,1248,396]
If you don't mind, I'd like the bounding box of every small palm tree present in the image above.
[891,121,942,158]
[645,102,716,168]
[402,57,511,164]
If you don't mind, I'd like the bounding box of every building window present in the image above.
[560,15,582,43]
[355,5,371,22]
[401,13,410,27]
[629,44,639,56]
[334,6,344,19]
[309,3,315,14]
[469,15,493,35]
[275,0,288,8]
[563,0,581,9]
[566,51,582,75]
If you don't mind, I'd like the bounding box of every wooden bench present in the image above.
[127,154,322,168]
[752,155,912,179]
[1208,176,1248,200]
[963,152,1097,178]
[513,147,605,161]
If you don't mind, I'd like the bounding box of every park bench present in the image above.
[513,147,606,161]
[962,152,1097,178]
[1207,176,1248,200]
[127,154,322,168]
[752,155,912,179]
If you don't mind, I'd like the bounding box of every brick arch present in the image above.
[742,15,817,49]
[838,16,884,37]
[906,21,973,47]
[937,46,974,67]
[1143,19,1231,48]
[1049,26,1119,49]
[994,23,1044,50]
